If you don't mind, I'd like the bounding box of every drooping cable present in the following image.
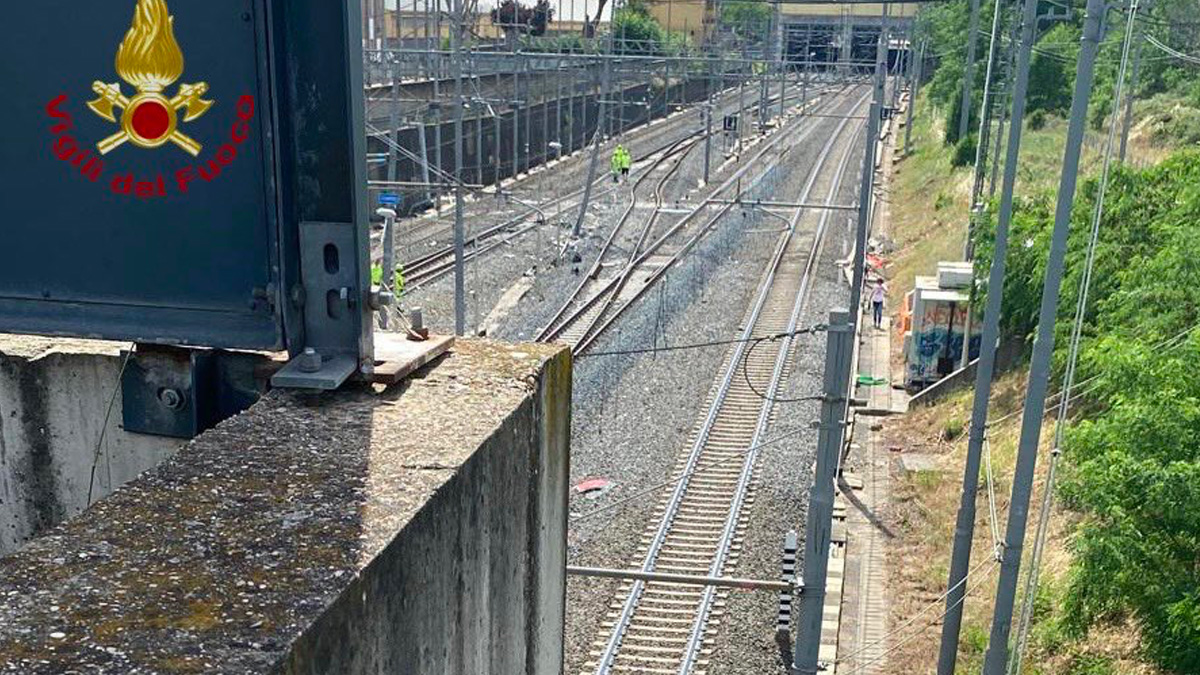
[86,346,135,507]
[836,557,1002,675]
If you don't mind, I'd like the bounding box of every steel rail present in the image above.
[535,134,701,342]
[587,88,869,675]
[395,81,770,263]
[678,119,864,675]
[541,83,854,352]
[396,83,840,289]
[570,83,862,355]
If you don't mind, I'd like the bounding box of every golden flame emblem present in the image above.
[87,0,213,156]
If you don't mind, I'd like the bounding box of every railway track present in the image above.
[396,81,842,291]
[398,131,700,291]
[580,91,868,675]
[536,85,863,354]
[534,134,699,344]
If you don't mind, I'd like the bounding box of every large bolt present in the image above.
[298,347,322,373]
[158,387,186,411]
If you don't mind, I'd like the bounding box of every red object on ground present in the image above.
[574,478,612,494]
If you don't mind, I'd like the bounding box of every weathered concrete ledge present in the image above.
[0,339,571,674]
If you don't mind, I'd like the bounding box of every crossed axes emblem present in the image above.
[88,81,213,156]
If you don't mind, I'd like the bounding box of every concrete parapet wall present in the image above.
[0,336,183,555]
[908,338,1026,406]
[0,339,571,674]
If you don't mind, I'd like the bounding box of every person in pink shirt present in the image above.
[870,279,886,329]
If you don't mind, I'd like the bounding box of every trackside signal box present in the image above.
[0,0,372,389]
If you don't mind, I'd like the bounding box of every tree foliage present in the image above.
[720,1,772,44]
[972,151,1200,671]
[609,0,689,56]
[912,0,1199,144]
[490,0,553,38]
[1026,22,1079,117]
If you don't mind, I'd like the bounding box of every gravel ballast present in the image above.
[395,83,870,674]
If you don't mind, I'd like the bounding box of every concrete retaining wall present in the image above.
[367,75,715,211]
[0,339,570,674]
[0,337,183,555]
[908,337,1026,406]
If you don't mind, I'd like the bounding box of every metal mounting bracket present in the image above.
[122,345,267,439]
[272,222,366,390]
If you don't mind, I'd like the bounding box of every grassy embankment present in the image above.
[880,90,1190,675]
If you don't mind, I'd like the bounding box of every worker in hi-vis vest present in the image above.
[612,144,630,183]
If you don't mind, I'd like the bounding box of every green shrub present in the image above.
[951,134,977,168]
[1066,654,1116,675]
[1028,110,1047,131]
[1026,23,1079,117]
[942,417,965,441]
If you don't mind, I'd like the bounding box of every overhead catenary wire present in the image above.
[1007,2,1142,672]
[577,325,827,358]
[837,559,1002,675]
[1144,34,1200,65]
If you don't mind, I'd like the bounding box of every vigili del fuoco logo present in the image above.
[44,0,257,199]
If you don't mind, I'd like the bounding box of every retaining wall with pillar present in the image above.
[0,337,185,555]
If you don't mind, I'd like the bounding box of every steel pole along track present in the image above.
[541,85,861,355]
[582,96,868,675]
[397,84,841,292]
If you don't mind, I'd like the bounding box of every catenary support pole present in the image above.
[1010,4,1141,672]
[417,113,433,205]
[452,0,466,336]
[848,22,887,323]
[935,0,1040,671]
[704,58,713,184]
[982,0,1108,671]
[988,5,1023,200]
[1118,10,1145,163]
[795,24,885,672]
[903,39,924,155]
[512,66,521,177]
[970,0,1005,209]
[964,0,1006,260]
[791,310,854,675]
[958,0,982,143]
[777,4,787,121]
[494,72,503,180]
[573,30,614,237]
[433,74,444,201]
[386,60,401,185]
